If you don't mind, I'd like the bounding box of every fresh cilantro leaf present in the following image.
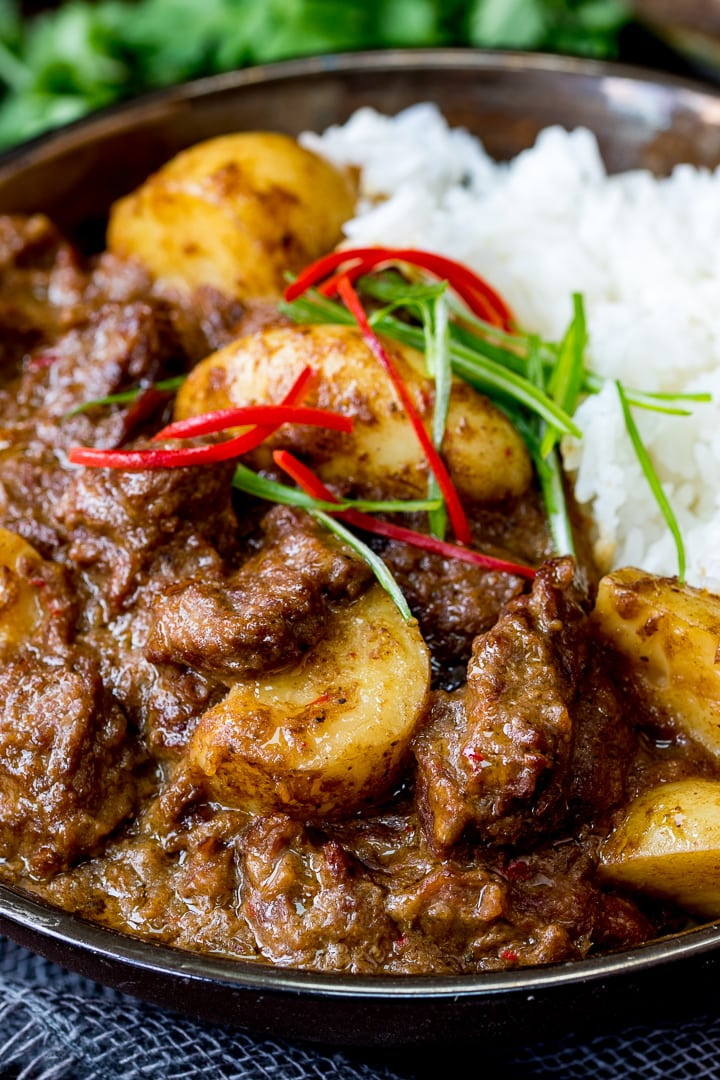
[468,0,546,50]
[0,0,634,150]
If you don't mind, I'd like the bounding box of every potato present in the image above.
[0,527,43,654]
[592,568,720,759]
[107,132,356,301]
[599,779,720,917]
[185,584,430,818]
[174,323,533,504]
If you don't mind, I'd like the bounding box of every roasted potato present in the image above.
[0,528,44,655]
[174,323,533,504]
[186,584,430,817]
[107,132,356,301]
[593,568,720,759]
[600,779,720,918]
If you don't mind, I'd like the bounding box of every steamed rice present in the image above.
[302,104,720,589]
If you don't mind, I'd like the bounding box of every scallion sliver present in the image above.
[309,510,413,622]
[616,380,686,583]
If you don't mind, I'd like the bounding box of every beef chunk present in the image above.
[0,215,87,378]
[14,300,181,421]
[413,558,634,851]
[0,297,187,556]
[56,458,238,609]
[387,864,507,952]
[0,653,141,877]
[504,843,656,957]
[380,541,525,684]
[146,505,372,678]
[239,813,397,972]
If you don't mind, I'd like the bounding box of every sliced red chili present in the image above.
[316,259,367,298]
[273,450,535,580]
[69,437,260,470]
[154,404,353,441]
[285,246,514,331]
[336,274,472,546]
[69,367,334,471]
[277,364,316,407]
[112,387,174,447]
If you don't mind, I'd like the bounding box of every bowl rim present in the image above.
[1,879,720,998]
[2,46,720,174]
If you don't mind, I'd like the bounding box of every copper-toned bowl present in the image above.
[1,49,720,1047]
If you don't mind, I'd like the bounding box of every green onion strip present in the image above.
[310,510,413,622]
[425,292,451,540]
[356,270,453,539]
[231,462,440,516]
[616,381,686,583]
[283,275,709,568]
[65,376,186,417]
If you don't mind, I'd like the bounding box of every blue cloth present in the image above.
[0,934,716,1079]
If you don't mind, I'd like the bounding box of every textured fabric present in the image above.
[0,934,716,1079]
[0,938,404,1080]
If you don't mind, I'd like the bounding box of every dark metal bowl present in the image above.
[2,49,720,1048]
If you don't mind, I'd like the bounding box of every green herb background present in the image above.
[0,0,631,148]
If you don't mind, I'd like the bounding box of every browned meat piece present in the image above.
[83,252,155,306]
[56,457,238,610]
[388,840,654,972]
[413,558,634,851]
[0,215,87,379]
[161,284,248,363]
[45,807,258,959]
[146,505,372,679]
[387,863,507,958]
[504,843,656,958]
[568,656,636,820]
[14,300,181,421]
[0,653,141,878]
[0,297,187,556]
[87,627,224,758]
[380,541,525,684]
[239,813,398,972]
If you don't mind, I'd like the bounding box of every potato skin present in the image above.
[0,528,43,656]
[600,779,720,918]
[107,132,356,300]
[185,585,431,818]
[592,568,720,760]
[174,323,533,504]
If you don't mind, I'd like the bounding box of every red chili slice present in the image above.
[154,404,353,441]
[68,366,331,471]
[284,246,514,331]
[336,274,472,546]
[273,450,535,581]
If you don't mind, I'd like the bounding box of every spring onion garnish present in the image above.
[231,461,441,516]
[309,510,413,623]
[64,376,186,417]
[284,248,711,566]
[540,293,587,459]
[425,291,451,540]
[273,450,536,581]
[356,269,452,540]
[335,274,472,546]
[616,381,686,583]
[522,296,587,557]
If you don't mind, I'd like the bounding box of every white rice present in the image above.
[302,104,720,589]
